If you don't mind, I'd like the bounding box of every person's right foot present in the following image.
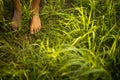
[11,10,22,30]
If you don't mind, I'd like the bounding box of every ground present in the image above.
[0,0,120,80]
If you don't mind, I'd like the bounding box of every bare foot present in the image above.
[11,10,22,30]
[30,15,41,34]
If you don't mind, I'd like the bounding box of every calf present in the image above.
[12,0,41,34]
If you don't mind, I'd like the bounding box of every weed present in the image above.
[0,0,120,80]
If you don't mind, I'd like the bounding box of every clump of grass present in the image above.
[0,0,120,80]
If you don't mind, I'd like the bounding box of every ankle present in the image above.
[14,9,22,15]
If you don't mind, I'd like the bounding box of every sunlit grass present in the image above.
[0,0,120,80]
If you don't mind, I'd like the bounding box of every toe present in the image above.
[11,24,18,31]
[30,28,34,34]
[36,26,40,33]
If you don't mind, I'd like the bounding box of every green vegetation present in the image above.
[0,0,120,80]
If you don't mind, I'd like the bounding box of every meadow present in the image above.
[0,0,120,80]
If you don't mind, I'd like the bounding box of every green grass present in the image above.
[0,0,120,80]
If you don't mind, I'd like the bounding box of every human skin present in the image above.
[12,0,41,34]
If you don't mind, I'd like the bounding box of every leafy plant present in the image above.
[0,0,119,80]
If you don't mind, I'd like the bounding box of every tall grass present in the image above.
[0,0,120,80]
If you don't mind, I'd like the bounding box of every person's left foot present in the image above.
[30,15,41,34]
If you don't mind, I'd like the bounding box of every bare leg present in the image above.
[30,0,41,34]
[12,0,22,30]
